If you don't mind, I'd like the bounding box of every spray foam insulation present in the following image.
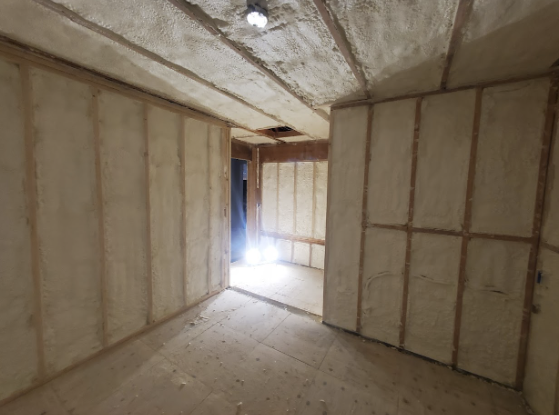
[406,233,461,364]
[541,113,559,248]
[0,58,38,400]
[470,79,548,237]
[276,239,292,263]
[147,105,184,321]
[328,0,456,99]
[361,228,406,345]
[261,163,278,234]
[44,0,329,139]
[208,125,224,292]
[313,162,328,240]
[277,163,295,235]
[311,245,325,270]
[524,248,559,415]
[413,90,475,231]
[295,162,313,237]
[449,0,559,88]
[324,106,367,331]
[32,68,103,374]
[367,99,415,225]
[458,238,530,385]
[184,118,210,303]
[292,242,310,267]
[0,0,280,131]
[98,90,148,344]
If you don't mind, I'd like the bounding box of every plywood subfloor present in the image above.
[231,260,323,316]
[0,290,528,415]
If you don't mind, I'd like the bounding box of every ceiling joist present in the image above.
[166,0,329,122]
[32,0,312,136]
[440,0,474,89]
[312,0,370,99]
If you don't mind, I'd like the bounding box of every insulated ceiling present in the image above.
[0,0,558,144]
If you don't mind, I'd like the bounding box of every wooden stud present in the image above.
[275,163,280,234]
[223,128,231,288]
[91,88,109,347]
[541,241,559,255]
[179,116,188,305]
[309,162,318,267]
[323,110,336,320]
[207,125,213,296]
[21,63,46,379]
[260,231,325,246]
[452,87,483,366]
[399,97,423,347]
[356,105,374,332]
[231,138,253,161]
[516,76,559,389]
[166,0,329,122]
[143,103,154,324]
[292,162,298,263]
[440,0,474,89]
[312,0,370,98]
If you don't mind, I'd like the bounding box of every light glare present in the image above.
[246,248,261,265]
[247,10,267,28]
[263,246,278,262]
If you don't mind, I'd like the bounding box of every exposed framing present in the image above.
[33,0,317,133]
[452,87,482,365]
[231,138,253,161]
[91,88,109,346]
[356,105,374,332]
[179,116,188,305]
[166,0,329,122]
[246,147,258,249]
[516,76,559,389]
[259,141,328,163]
[399,97,423,347]
[312,0,370,98]
[21,62,46,380]
[206,125,213,296]
[440,0,474,89]
[260,231,325,247]
[222,128,232,289]
[143,103,154,324]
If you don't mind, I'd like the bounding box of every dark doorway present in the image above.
[230,158,247,262]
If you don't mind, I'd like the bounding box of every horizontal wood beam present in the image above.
[259,141,329,163]
[167,0,329,122]
[231,138,252,161]
[368,223,535,244]
[260,231,325,246]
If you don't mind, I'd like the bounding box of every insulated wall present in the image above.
[260,161,328,269]
[0,53,229,403]
[524,87,559,415]
[325,78,552,388]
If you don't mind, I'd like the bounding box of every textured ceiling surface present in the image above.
[0,0,558,144]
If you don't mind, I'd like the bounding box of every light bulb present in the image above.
[247,4,268,28]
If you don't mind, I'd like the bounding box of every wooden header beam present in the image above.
[231,139,253,161]
[258,141,328,163]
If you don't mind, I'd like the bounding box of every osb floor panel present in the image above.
[230,261,324,316]
[0,290,528,415]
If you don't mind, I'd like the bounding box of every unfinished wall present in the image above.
[524,88,559,415]
[260,160,328,270]
[0,52,229,403]
[325,78,552,387]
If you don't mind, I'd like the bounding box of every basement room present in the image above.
[0,0,558,415]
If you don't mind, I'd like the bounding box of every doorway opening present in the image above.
[229,145,326,317]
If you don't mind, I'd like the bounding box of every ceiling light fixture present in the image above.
[247,4,268,29]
